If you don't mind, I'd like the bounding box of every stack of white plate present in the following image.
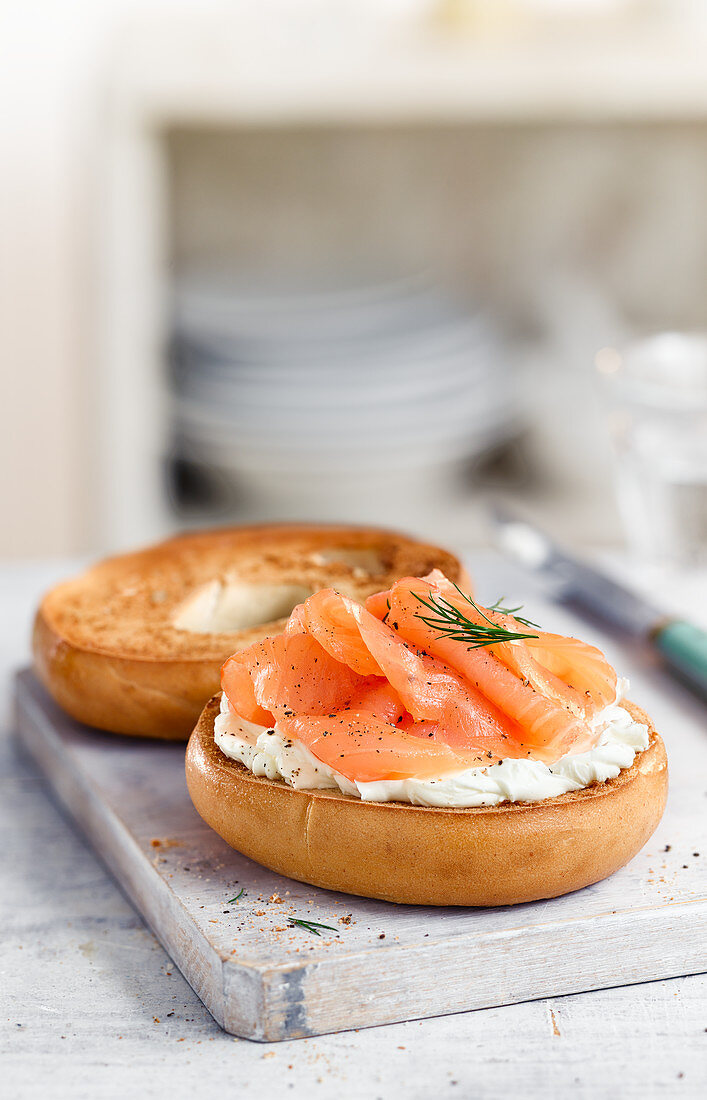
[169,272,515,523]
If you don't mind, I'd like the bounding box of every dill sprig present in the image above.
[412,584,540,649]
[226,888,245,904]
[487,597,540,630]
[287,917,338,937]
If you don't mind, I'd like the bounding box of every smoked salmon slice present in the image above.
[221,633,363,726]
[365,573,617,761]
[400,570,617,716]
[524,634,617,710]
[297,588,528,757]
[277,711,496,783]
[345,678,407,726]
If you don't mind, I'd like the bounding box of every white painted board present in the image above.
[12,558,707,1041]
[13,664,706,1043]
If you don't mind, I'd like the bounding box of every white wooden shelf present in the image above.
[109,15,707,127]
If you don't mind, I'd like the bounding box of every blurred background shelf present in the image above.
[111,7,707,126]
[6,1,707,556]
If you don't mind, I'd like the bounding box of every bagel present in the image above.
[185,696,668,907]
[32,524,468,740]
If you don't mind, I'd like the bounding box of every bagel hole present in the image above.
[308,547,384,576]
[173,580,313,634]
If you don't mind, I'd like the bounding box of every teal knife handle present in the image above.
[654,620,707,698]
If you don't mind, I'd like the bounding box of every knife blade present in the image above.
[490,503,707,699]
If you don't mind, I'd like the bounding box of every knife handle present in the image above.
[654,620,707,699]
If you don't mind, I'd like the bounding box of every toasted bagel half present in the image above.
[33,524,468,739]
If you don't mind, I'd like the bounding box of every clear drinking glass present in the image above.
[596,332,707,567]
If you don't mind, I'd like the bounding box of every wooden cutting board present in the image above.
[12,567,707,1041]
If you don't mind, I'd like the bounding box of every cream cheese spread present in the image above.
[214,678,649,808]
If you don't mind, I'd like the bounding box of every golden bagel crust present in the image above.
[32,524,468,740]
[185,697,668,907]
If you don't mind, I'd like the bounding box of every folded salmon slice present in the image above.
[277,711,495,783]
[409,570,617,716]
[298,588,528,757]
[221,633,363,726]
[346,678,407,725]
[365,573,617,761]
[524,634,617,711]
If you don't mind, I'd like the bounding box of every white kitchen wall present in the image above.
[0,0,222,558]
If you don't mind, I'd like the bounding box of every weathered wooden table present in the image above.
[3,557,706,1096]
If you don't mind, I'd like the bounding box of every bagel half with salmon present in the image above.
[32,524,469,740]
[186,571,668,907]
[187,696,666,907]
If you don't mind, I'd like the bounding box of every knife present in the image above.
[490,503,707,700]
